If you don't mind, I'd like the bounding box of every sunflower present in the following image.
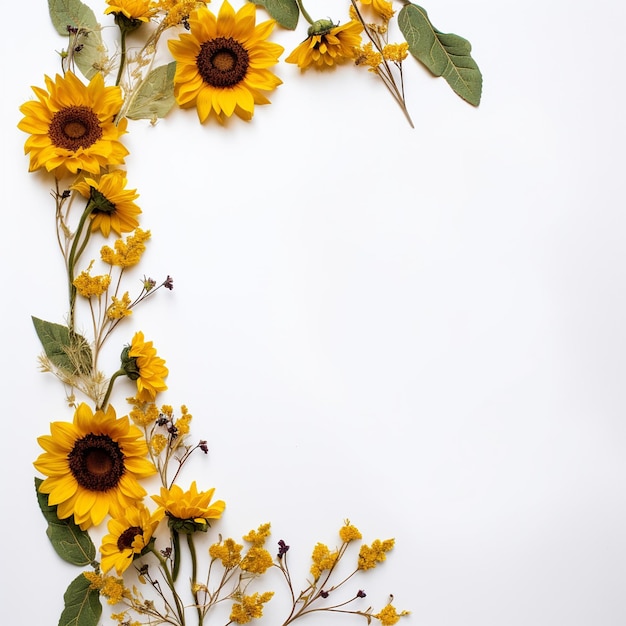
[167,1,283,122]
[285,19,363,70]
[100,503,164,575]
[105,0,158,22]
[18,72,128,179]
[152,481,225,532]
[34,403,156,530]
[358,0,395,21]
[122,331,169,402]
[72,170,142,237]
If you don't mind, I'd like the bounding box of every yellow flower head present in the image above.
[152,480,225,532]
[230,592,274,624]
[84,571,129,605]
[157,0,208,27]
[123,330,168,402]
[357,538,395,570]
[374,604,410,625]
[72,170,141,237]
[209,537,243,568]
[359,0,395,21]
[105,0,158,22]
[18,72,128,178]
[34,403,156,529]
[129,402,160,426]
[339,521,362,543]
[382,42,409,63]
[167,1,283,122]
[310,542,338,580]
[100,502,164,575]
[107,291,133,320]
[243,522,271,547]
[101,228,151,267]
[73,261,112,297]
[285,19,362,70]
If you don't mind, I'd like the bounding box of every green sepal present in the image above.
[58,573,102,626]
[398,3,482,106]
[127,63,177,122]
[251,0,299,30]
[35,477,97,567]
[47,0,106,79]
[32,316,93,376]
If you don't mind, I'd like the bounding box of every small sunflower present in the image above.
[285,19,363,70]
[72,170,141,237]
[34,403,156,530]
[122,331,169,402]
[100,503,164,575]
[152,481,225,532]
[105,0,158,22]
[167,1,283,122]
[18,71,128,179]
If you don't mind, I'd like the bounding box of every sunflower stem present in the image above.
[115,28,128,87]
[99,368,124,411]
[186,533,203,626]
[150,545,187,626]
[294,0,315,26]
[172,527,181,582]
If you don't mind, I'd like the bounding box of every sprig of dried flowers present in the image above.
[21,1,481,625]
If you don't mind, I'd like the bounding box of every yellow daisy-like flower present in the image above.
[167,1,283,122]
[285,19,363,70]
[124,330,169,402]
[105,0,158,22]
[152,480,225,532]
[34,403,156,530]
[100,503,164,575]
[18,72,128,178]
[359,0,395,21]
[72,170,141,237]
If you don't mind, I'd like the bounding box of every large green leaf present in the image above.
[35,478,96,567]
[47,0,106,80]
[252,0,299,29]
[32,316,92,376]
[398,3,482,106]
[59,573,102,626]
[127,63,177,122]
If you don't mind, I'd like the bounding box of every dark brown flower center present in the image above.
[48,105,103,151]
[117,526,143,551]
[196,37,249,88]
[68,433,125,491]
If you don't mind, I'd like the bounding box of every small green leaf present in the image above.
[127,63,177,122]
[32,316,92,376]
[35,478,96,567]
[58,573,102,626]
[47,0,106,80]
[398,3,482,106]
[252,0,299,30]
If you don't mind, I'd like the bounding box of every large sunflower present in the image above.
[18,72,128,179]
[100,502,163,575]
[34,403,156,530]
[285,20,363,70]
[72,170,142,237]
[167,1,283,122]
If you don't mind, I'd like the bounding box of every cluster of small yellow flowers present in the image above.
[374,603,410,625]
[150,432,168,454]
[83,571,128,605]
[101,228,151,267]
[174,405,192,435]
[310,542,339,580]
[243,522,271,547]
[241,545,274,574]
[73,262,111,297]
[339,520,363,543]
[229,591,274,624]
[382,42,409,63]
[359,0,395,21]
[358,538,395,570]
[157,0,207,26]
[354,42,383,69]
[209,537,243,568]
[129,402,159,426]
[107,291,133,319]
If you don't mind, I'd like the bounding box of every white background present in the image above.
[2,1,625,624]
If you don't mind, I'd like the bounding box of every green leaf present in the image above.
[398,3,482,106]
[35,478,96,567]
[59,573,102,626]
[47,0,106,80]
[252,0,299,30]
[127,63,177,122]
[32,316,92,376]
